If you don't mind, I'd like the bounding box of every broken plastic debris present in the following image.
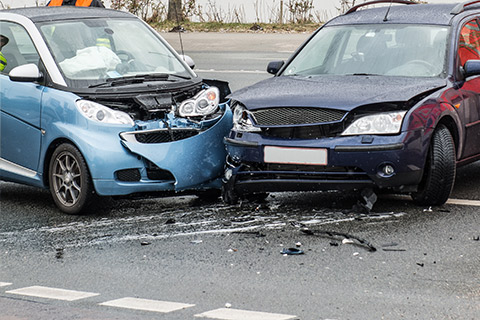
[140,241,151,246]
[473,236,479,241]
[280,248,304,255]
[191,240,203,244]
[295,242,302,247]
[225,303,232,308]
[342,239,355,245]
[423,207,433,212]
[227,248,238,253]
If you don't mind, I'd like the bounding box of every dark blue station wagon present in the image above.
[223,1,480,206]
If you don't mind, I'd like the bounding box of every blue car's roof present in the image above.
[2,6,133,22]
[327,3,479,27]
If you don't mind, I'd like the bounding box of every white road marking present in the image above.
[446,198,480,206]
[385,194,480,207]
[100,297,195,313]
[195,69,267,74]
[195,308,298,320]
[5,286,99,301]
[0,282,12,287]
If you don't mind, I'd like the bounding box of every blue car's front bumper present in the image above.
[224,128,427,195]
[74,108,233,196]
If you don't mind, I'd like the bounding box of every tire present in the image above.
[49,143,94,214]
[412,124,456,206]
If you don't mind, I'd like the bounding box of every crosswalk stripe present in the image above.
[5,286,99,301]
[195,308,298,320]
[99,297,195,313]
[0,282,12,287]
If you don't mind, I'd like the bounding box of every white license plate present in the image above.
[264,146,328,165]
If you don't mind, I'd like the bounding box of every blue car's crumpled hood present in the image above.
[230,75,447,111]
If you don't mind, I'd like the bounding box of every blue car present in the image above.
[223,1,480,206]
[0,7,232,214]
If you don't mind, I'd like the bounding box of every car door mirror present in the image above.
[9,63,43,82]
[464,60,480,78]
[267,60,284,75]
[180,55,195,69]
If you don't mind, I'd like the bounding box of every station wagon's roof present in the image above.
[327,3,479,27]
[1,7,133,23]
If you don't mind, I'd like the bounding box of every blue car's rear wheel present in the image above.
[412,124,456,206]
[49,143,94,214]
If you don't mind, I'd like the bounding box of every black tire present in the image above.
[412,124,456,206]
[49,143,94,214]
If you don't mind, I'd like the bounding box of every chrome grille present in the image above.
[251,107,346,126]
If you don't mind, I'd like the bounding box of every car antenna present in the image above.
[173,2,186,59]
[383,0,394,21]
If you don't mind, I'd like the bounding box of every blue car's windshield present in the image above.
[38,18,195,87]
[283,24,449,78]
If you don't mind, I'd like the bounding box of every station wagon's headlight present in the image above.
[76,100,134,126]
[177,87,219,117]
[342,111,407,136]
[232,103,261,132]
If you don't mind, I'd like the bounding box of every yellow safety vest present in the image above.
[0,52,7,72]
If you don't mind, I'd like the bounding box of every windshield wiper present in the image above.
[89,73,190,88]
[349,73,381,76]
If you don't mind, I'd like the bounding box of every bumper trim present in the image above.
[224,137,259,147]
[334,143,404,152]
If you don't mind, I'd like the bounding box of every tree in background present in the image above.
[167,0,183,21]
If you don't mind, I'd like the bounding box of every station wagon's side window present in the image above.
[0,21,40,74]
[458,18,480,66]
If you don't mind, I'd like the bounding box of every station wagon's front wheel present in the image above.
[49,144,94,214]
[412,124,456,206]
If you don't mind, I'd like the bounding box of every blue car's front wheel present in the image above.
[49,143,94,214]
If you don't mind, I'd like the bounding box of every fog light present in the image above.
[383,164,395,175]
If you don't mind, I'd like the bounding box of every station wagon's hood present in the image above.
[230,75,447,111]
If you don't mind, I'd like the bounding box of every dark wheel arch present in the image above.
[412,124,456,206]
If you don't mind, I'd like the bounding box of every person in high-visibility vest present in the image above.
[47,0,105,7]
[0,35,9,72]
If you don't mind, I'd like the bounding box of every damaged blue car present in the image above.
[223,0,480,206]
[0,7,232,214]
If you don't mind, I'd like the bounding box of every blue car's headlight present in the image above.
[341,111,407,136]
[177,87,219,117]
[76,100,134,126]
[232,103,261,133]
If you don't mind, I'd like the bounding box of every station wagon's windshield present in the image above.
[38,18,194,87]
[284,24,449,78]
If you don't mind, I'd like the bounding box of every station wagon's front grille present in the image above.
[237,164,370,182]
[251,107,346,126]
[134,129,199,144]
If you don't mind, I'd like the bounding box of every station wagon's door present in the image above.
[457,18,480,159]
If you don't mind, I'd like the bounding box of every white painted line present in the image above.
[446,198,480,207]
[100,297,195,313]
[384,194,480,207]
[195,308,297,320]
[6,286,99,301]
[0,282,12,287]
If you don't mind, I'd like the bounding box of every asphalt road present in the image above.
[1,32,479,320]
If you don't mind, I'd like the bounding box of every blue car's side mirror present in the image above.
[464,60,480,78]
[9,63,43,82]
[267,60,284,75]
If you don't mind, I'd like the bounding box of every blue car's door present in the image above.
[0,21,43,174]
